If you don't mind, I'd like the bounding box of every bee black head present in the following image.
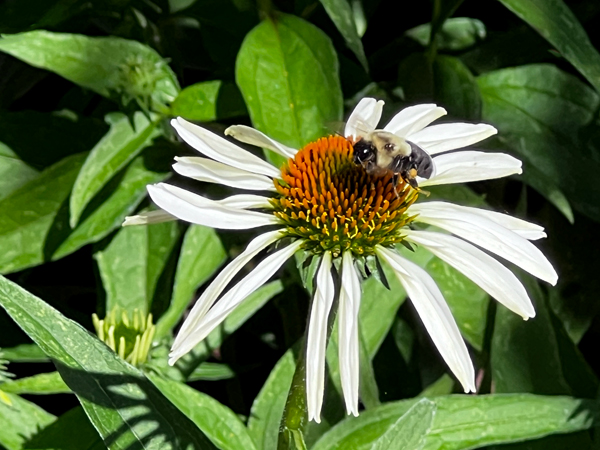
[353,139,376,164]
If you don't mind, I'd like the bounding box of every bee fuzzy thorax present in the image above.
[352,130,434,189]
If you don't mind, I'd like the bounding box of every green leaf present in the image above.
[150,375,258,450]
[171,80,247,121]
[70,112,161,227]
[95,219,181,315]
[371,399,436,450]
[0,275,218,450]
[155,224,226,338]
[248,351,295,450]
[1,371,70,395]
[23,407,104,450]
[478,64,600,222]
[0,392,56,450]
[497,0,600,92]
[187,362,236,381]
[0,141,38,201]
[236,13,343,165]
[0,152,86,274]
[0,31,179,111]
[406,17,486,51]
[2,343,49,362]
[0,146,168,274]
[492,275,598,399]
[53,151,169,261]
[312,395,599,450]
[318,0,368,71]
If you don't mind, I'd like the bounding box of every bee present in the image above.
[352,130,434,190]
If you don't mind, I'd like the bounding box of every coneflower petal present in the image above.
[306,252,335,423]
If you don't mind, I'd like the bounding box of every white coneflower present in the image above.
[125,98,557,422]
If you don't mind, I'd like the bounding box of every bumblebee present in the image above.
[352,130,434,189]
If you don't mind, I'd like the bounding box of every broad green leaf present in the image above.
[372,399,436,450]
[95,219,181,315]
[188,362,235,381]
[0,152,86,274]
[478,64,600,221]
[236,13,343,165]
[2,343,49,362]
[0,275,218,450]
[312,394,599,450]
[0,392,55,450]
[497,0,600,92]
[492,276,598,399]
[175,281,284,377]
[248,351,295,450]
[492,289,570,396]
[318,0,368,71]
[0,31,180,111]
[155,224,226,338]
[2,371,70,395]
[0,148,168,274]
[70,112,160,227]
[0,141,38,201]
[406,17,486,51]
[170,80,247,121]
[150,375,258,450]
[23,407,104,450]
[53,152,169,260]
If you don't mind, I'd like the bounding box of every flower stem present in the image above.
[277,344,309,450]
[277,273,340,450]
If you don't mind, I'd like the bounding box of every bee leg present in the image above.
[392,173,401,198]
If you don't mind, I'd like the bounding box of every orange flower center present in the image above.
[271,136,418,257]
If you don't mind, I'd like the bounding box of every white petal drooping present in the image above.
[377,246,476,393]
[147,183,277,230]
[170,239,302,362]
[410,202,558,285]
[338,251,361,417]
[170,230,283,363]
[404,229,535,319]
[173,157,276,191]
[306,252,335,423]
